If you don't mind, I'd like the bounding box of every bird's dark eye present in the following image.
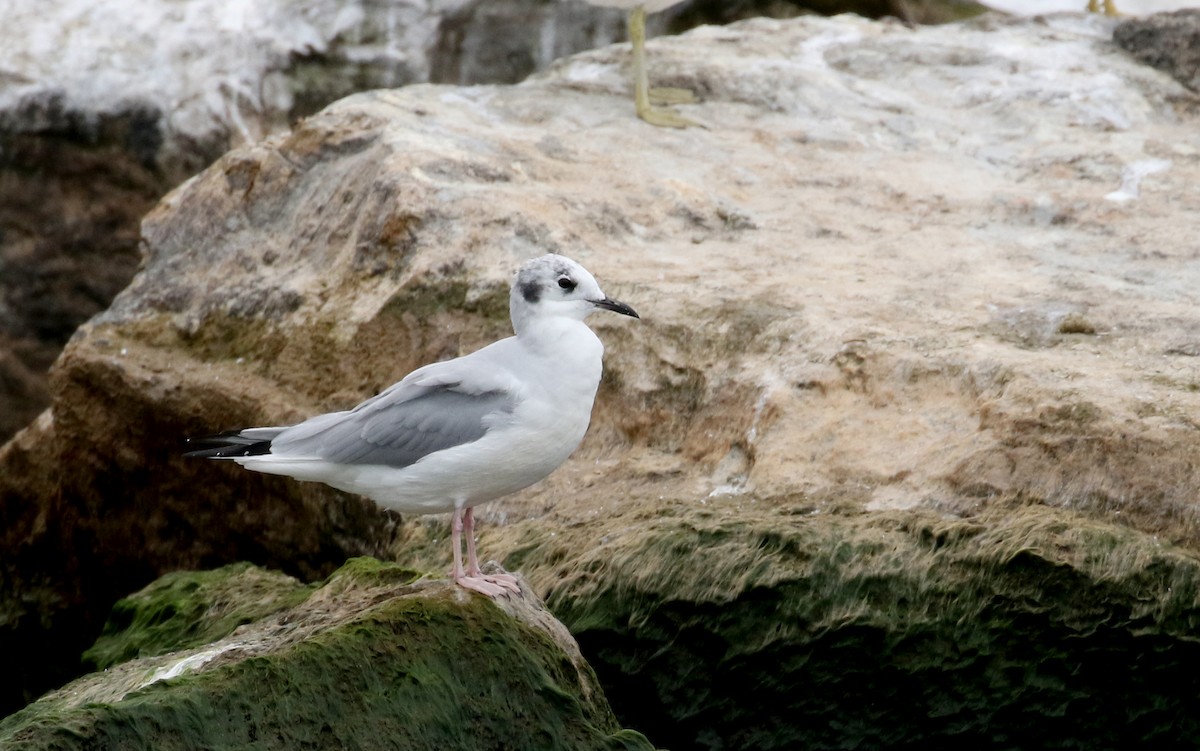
[557,276,576,291]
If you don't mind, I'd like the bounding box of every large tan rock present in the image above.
[4,10,1200,741]
[0,0,638,446]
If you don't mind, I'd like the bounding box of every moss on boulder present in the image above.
[83,562,316,671]
[497,502,1200,749]
[0,558,656,751]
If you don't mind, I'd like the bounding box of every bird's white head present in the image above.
[509,254,639,335]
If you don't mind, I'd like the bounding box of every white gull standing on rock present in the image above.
[188,254,639,597]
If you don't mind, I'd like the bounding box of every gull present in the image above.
[188,254,639,597]
[586,0,698,129]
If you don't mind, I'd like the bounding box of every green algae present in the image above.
[83,563,316,672]
[320,554,426,589]
[1,559,657,751]
[505,503,1200,750]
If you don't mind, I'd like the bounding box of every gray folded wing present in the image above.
[270,383,516,468]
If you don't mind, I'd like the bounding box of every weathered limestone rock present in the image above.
[985,0,1200,12]
[1114,9,1200,92]
[4,8,1200,745]
[0,558,655,750]
[0,0,636,446]
[0,0,993,447]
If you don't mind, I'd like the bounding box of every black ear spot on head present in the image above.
[521,279,541,303]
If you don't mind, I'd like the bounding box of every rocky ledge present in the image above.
[4,8,1200,748]
[0,559,655,750]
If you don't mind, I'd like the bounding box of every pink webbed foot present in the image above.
[454,573,516,598]
[453,561,520,598]
[468,569,520,595]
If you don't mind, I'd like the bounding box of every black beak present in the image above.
[593,297,640,319]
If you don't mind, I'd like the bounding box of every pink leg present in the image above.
[464,507,520,593]
[451,507,467,582]
[464,505,483,577]
[450,507,519,598]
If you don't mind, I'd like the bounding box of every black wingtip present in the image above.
[185,431,273,459]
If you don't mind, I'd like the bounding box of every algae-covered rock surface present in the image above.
[0,558,655,751]
[82,562,315,672]
[489,502,1200,749]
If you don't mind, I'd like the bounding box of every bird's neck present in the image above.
[518,316,605,363]
[515,317,605,410]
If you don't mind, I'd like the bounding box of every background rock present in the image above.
[985,0,1200,12]
[4,8,1200,747]
[0,559,655,751]
[1114,9,1200,92]
[0,0,633,447]
[0,0,986,448]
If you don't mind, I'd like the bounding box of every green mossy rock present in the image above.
[0,558,656,751]
[503,502,1200,749]
[83,562,316,671]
